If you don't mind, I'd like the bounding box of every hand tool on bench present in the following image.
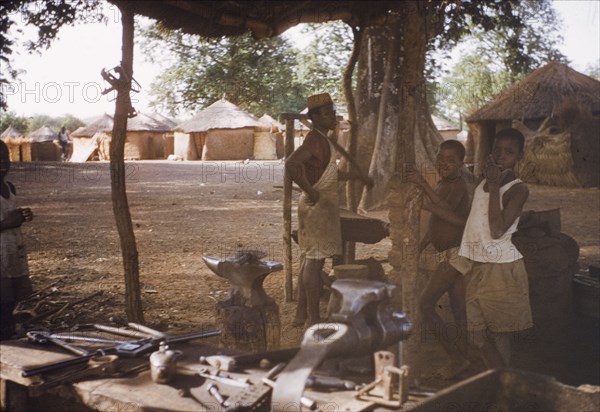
[179,366,250,388]
[22,329,221,378]
[222,362,302,412]
[30,331,128,345]
[28,354,118,396]
[93,323,153,339]
[26,331,90,356]
[199,347,300,372]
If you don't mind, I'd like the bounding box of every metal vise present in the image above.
[202,250,282,308]
[271,278,412,411]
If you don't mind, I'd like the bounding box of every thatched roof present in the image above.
[110,1,400,40]
[174,99,263,133]
[127,112,172,132]
[149,112,178,129]
[71,114,113,138]
[1,126,24,140]
[71,112,173,137]
[466,62,600,122]
[28,126,58,142]
[259,114,283,130]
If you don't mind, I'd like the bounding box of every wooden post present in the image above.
[111,3,144,322]
[281,114,295,302]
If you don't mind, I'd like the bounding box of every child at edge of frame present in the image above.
[0,140,34,340]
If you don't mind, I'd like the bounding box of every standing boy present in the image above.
[407,139,471,379]
[452,128,532,368]
[286,93,370,328]
[0,140,34,340]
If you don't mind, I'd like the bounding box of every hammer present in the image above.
[26,331,90,356]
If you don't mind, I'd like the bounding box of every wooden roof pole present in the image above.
[110,2,144,322]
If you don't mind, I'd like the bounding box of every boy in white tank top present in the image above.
[450,128,533,369]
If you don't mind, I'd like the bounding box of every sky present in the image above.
[2,0,599,121]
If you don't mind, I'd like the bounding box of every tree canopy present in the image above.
[138,22,307,118]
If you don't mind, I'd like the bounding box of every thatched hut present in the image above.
[1,126,31,162]
[465,62,600,187]
[150,112,177,157]
[432,115,462,141]
[28,126,61,161]
[70,113,172,161]
[173,98,264,160]
[257,114,284,160]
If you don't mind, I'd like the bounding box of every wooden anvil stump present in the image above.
[203,251,281,352]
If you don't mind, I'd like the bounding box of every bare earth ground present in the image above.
[9,160,600,392]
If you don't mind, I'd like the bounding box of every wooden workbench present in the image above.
[0,338,389,411]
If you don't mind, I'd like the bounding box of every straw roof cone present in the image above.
[466,61,600,122]
[28,126,58,142]
[71,112,172,137]
[127,112,172,132]
[150,112,178,129]
[259,114,283,130]
[175,98,262,133]
[1,126,24,140]
[71,113,113,138]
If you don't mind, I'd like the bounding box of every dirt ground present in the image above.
[8,160,600,391]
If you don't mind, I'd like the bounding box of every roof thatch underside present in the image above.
[175,99,263,133]
[466,62,600,122]
[28,126,58,142]
[110,1,400,39]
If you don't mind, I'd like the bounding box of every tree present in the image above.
[296,22,354,105]
[0,111,28,134]
[138,23,306,117]
[27,114,85,133]
[347,0,544,383]
[1,0,143,322]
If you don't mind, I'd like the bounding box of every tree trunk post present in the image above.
[387,2,430,384]
[111,3,144,323]
[281,115,295,302]
[342,27,363,262]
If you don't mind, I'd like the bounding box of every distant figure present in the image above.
[285,93,371,328]
[0,140,34,340]
[451,128,532,369]
[407,139,471,379]
[58,126,70,161]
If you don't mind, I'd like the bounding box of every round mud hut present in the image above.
[173,98,264,161]
[1,126,31,162]
[70,113,173,161]
[465,61,600,187]
[257,114,284,160]
[28,126,61,161]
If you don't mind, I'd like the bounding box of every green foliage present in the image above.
[0,111,29,134]
[584,62,600,80]
[433,53,514,120]
[296,22,354,106]
[138,23,307,118]
[428,0,567,121]
[0,112,85,135]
